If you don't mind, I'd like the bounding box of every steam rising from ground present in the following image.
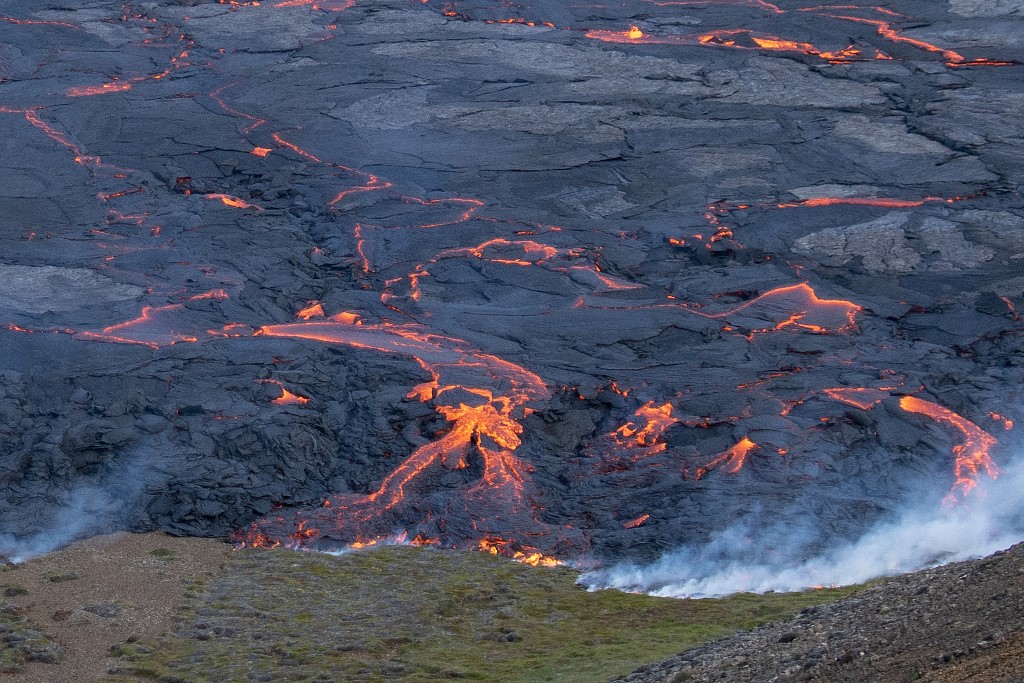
[583,455,1024,598]
[0,448,164,563]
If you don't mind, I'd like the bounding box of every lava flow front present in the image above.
[234,317,584,558]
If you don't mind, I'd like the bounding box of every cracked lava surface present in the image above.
[0,0,1021,567]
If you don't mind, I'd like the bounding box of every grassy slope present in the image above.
[107,546,858,682]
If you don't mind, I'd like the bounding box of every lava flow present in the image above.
[2,0,1019,577]
[707,283,862,337]
[899,396,999,504]
[776,196,954,210]
[825,388,1001,502]
[694,437,758,479]
[577,1,1014,67]
[823,387,889,411]
[611,401,679,457]
[235,317,583,559]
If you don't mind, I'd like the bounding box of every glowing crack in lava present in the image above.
[580,2,1013,66]
[67,80,135,97]
[580,283,861,339]
[777,196,955,209]
[899,396,999,504]
[707,283,862,337]
[272,0,356,8]
[237,318,583,560]
[75,304,201,348]
[623,513,650,529]
[806,11,1011,67]
[823,387,889,411]
[583,24,843,60]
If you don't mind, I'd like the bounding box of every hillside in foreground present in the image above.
[615,542,1024,683]
[4,533,1023,682]
[1,532,855,682]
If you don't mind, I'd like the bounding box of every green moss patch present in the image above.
[0,602,62,673]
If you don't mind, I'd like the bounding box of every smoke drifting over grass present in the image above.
[583,455,1024,597]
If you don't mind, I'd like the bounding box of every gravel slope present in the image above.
[1,533,229,682]
[612,542,1024,683]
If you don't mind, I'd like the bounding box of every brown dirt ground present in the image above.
[2,532,229,683]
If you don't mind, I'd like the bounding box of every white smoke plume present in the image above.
[582,455,1024,598]
[0,447,165,563]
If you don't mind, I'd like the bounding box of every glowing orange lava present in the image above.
[612,401,679,455]
[296,302,325,319]
[210,83,267,135]
[272,387,310,405]
[777,196,947,209]
[273,0,356,8]
[623,513,650,529]
[17,3,1008,568]
[1,15,84,28]
[697,437,757,479]
[67,81,134,97]
[206,193,262,210]
[251,319,550,546]
[698,29,815,53]
[989,412,1014,431]
[899,396,998,503]
[709,283,862,336]
[478,536,562,567]
[75,305,199,348]
[824,387,889,411]
[580,4,1013,67]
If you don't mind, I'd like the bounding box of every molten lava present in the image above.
[696,437,758,479]
[709,283,862,336]
[899,396,999,503]
[206,193,262,210]
[243,318,562,559]
[272,387,310,405]
[824,387,889,411]
[777,196,950,209]
[612,401,679,455]
[75,304,200,349]
[67,81,134,97]
[296,302,326,319]
[478,536,562,567]
[989,412,1014,431]
[698,29,815,53]
[6,0,1012,570]
[623,513,650,529]
[580,1,1013,67]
